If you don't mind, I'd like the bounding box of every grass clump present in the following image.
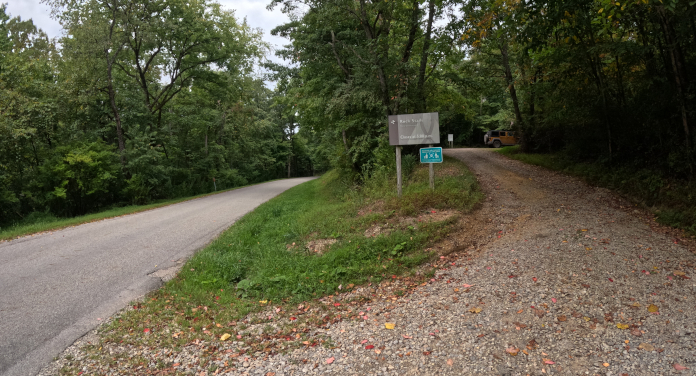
[497,145,696,236]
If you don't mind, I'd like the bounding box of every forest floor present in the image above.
[41,149,696,376]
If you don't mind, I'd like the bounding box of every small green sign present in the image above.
[420,147,443,163]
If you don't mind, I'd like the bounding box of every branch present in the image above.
[330,31,351,77]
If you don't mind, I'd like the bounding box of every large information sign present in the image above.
[388,112,440,145]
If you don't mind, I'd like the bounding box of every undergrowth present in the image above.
[497,146,696,236]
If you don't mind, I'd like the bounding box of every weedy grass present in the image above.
[83,157,480,359]
[0,181,280,242]
[497,146,696,236]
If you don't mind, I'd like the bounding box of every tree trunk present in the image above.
[415,0,435,113]
[107,60,126,167]
[500,41,523,127]
[657,6,692,149]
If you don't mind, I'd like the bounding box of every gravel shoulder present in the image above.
[40,149,696,376]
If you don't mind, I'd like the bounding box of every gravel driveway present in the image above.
[41,149,695,376]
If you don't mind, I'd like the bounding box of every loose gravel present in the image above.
[40,149,696,376]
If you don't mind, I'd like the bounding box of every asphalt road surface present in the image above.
[0,177,315,376]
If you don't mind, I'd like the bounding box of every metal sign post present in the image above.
[388,112,440,197]
[419,146,443,190]
[448,134,453,148]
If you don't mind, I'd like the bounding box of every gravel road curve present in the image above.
[39,149,696,376]
[0,177,315,376]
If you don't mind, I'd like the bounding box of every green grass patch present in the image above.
[0,181,281,241]
[87,157,481,357]
[497,145,696,236]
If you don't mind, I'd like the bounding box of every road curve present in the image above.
[0,177,315,376]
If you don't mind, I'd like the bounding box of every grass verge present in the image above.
[0,181,281,242]
[55,157,481,374]
[496,145,696,236]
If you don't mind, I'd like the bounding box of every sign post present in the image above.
[448,134,453,148]
[419,146,443,190]
[388,112,440,196]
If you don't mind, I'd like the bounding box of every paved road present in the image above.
[0,177,315,376]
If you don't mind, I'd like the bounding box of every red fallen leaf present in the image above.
[326,357,335,364]
[361,339,368,344]
[402,335,413,339]
[608,278,614,282]
[462,284,473,288]
[236,335,242,339]
[533,277,537,282]
[143,328,151,333]
[431,210,437,213]
[551,298,557,303]
[508,275,516,278]
[543,358,555,364]
[674,363,689,371]
[365,345,374,350]
[333,303,340,307]
[290,317,297,321]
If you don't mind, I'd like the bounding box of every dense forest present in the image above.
[2,0,696,225]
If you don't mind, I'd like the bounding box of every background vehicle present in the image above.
[484,130,519,148]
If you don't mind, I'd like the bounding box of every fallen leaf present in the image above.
[462,284,474,288]
[557,315,567,322]
[674,271,686,276]
[506,346,519,356]
[674,363,689,371]
[469,307,482,314]
[638,343,655,351]
[361,339,368,344]
[326,357,335,364]
[446,358,454,366]
[647,304,659,313]
[603,362,610,367]
[608,278,613,282]
[143,328,151,333]
[334,303,341,307]
[259,300,268,304]
[385,323,395,330]
[402,335,412,339]
[516,309,524,314]
[630,328,643,336]
[551,298,557,303]
[220,333,231,341]
[365,345,374,350]
[632,302,640,307]
[583,316,591,322]
[543,358,555,365]
[617,323,629,330]
[533,277,537,282]
[526,339,538,349]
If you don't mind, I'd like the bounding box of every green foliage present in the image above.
[0,4,314,226]
[41,141,120,216]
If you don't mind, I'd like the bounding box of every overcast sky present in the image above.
[5,0,292,83]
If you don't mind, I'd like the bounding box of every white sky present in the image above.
[5,0,291,84]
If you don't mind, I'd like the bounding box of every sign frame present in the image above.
[388,112,440,146]
[420,147,443,163]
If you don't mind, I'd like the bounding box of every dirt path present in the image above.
[41,149,696,376]
[271,148,694,375]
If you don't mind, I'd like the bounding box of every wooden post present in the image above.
[429,144,434,190]
[396,146,402,197]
